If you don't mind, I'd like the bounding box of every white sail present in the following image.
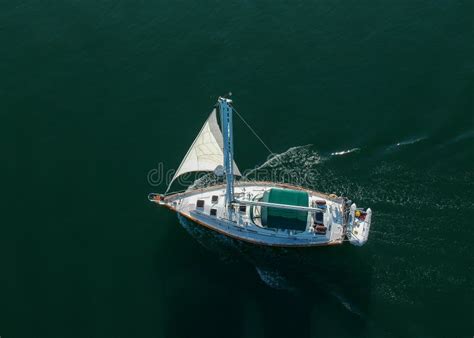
[166,109,241,192]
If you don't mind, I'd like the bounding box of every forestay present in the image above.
[166,109,241,193]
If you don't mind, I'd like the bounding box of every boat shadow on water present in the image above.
[178,214,373,337]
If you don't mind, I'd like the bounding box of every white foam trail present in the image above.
[383,136,428,153]
[243,145,315,178]
[445,130,474,145]
[329,290,365,318]
[394,137,427,148]
[187,172,218,191]
[255,267,293,291]
[330,148,360,156]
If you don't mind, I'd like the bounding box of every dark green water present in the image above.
[1,0,473,337]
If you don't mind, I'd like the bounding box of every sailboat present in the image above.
[148,97,372,247]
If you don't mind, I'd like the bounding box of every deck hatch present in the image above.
[196,200,205,208]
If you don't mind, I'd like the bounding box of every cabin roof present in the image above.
[261,188,309,231]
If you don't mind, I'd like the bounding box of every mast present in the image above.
[218,97,235,211]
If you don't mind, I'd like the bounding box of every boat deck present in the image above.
[157,182,347,247]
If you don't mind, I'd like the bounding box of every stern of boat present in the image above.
[347,204,372,246]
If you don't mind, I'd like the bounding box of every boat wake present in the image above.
[244,145,321,177]
[243,145,324,188]
[440,129,474,147]
[330,148,360,156]
[187,172,221,191]
[385,136,427,152]
[255,267,294,291]
[328,289,366,318]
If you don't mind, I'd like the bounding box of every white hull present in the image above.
[150,182,367,247]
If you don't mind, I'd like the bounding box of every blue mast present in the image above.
[218,97,235,210]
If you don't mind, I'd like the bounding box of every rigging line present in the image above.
[231,106,274,155]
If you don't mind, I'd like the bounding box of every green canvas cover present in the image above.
[261,188,309,231]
